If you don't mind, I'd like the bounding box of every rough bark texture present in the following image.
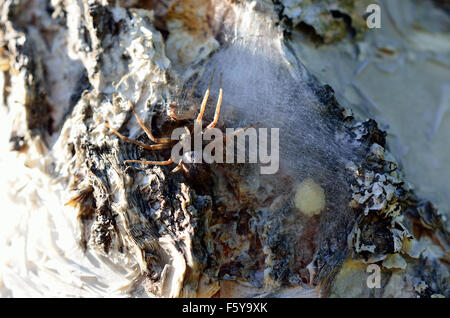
[0,0,448,297]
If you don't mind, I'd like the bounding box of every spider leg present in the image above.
[224,122,261,142]
[171,159,183,173]
[124,158,174,165]
[205,72,223,130]
[203,122,260,151]
[128,101,173,144]
[105,122,172,151]
[196,70,216,122]
[187,74,202,100]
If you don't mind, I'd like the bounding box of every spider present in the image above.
[105,72,254,173]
